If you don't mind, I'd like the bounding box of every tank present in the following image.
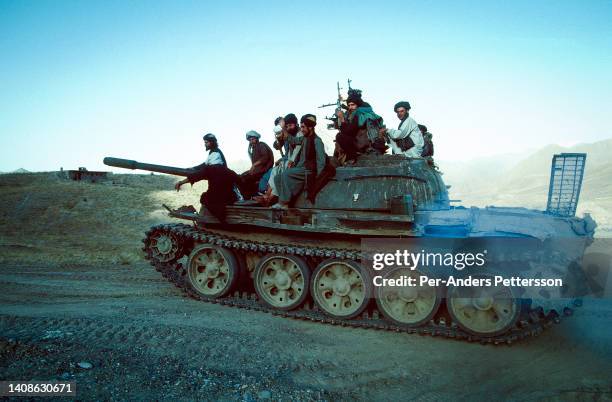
[103,152,597,344]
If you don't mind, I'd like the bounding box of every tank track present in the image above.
[143,223,573,345]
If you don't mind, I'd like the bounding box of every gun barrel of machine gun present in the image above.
[318,103,348,110]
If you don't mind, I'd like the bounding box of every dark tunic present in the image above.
[187,164,239,222]
[335,113,361,160]
[248,141,274,176]
[336,109,378,159]
[239,141,274,198]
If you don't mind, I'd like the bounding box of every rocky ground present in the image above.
[1,262,611,401]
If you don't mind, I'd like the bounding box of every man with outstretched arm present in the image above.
[174,133,239,221]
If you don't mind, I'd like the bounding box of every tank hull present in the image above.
[142,211,594,343]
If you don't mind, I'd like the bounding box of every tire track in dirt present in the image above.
[0,264,181,300]
[0,313,407,393]
[0,315,298,372]
[0,273,166,284]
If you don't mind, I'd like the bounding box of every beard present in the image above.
[301,127,314,136]
[287,126,299,136]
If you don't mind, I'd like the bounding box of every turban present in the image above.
[300,114,317,128]
[394,101,411,112]
[203,133,217,142]
[346,89,363,106]
[284,113,298,125]
[245,130,260,140]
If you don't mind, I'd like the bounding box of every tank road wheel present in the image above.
[447,275,521,337]
[254,255,310,311]
[375,268,442,328]
[186,244,239,299]
[146,229,182,263]
[311,259,371,320]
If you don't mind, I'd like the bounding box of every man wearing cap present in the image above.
[381,101,424,158]
[238,130,274,199]
[272,114,327,209]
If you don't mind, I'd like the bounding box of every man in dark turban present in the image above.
[380,101,424,157]
[271,113,302,169]
[272,114,327,209]
[200,133,227,166]
[335,88,385,163]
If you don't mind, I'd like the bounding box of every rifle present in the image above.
[318,80,349,130]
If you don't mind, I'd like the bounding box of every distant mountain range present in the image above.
[0,168,30,174]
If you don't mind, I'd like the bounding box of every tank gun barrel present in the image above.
[103,157,195,176]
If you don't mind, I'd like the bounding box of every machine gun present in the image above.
[318,79,352,130]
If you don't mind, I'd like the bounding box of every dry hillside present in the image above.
[0,172,204,265]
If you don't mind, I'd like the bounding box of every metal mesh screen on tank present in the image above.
[546,153,586,217]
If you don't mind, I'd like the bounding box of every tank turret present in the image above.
[104,154,449,214]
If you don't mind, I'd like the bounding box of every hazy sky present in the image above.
[1,0,611,172]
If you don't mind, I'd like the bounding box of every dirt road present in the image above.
[1,262,611,400]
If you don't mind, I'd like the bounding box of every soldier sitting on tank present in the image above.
[380,101,424,158]
[254,114,298,206]
[334,89,386,164]
[238,130,274,199]
[272,114,328,209]
[190,133,227,168]
[174,132,242,220]
[275,113,304,169]
[418,124,436,164]
[273,113,300,157]
[418,125,433,157]
[256,113,305,205]
[271,115,285,154]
